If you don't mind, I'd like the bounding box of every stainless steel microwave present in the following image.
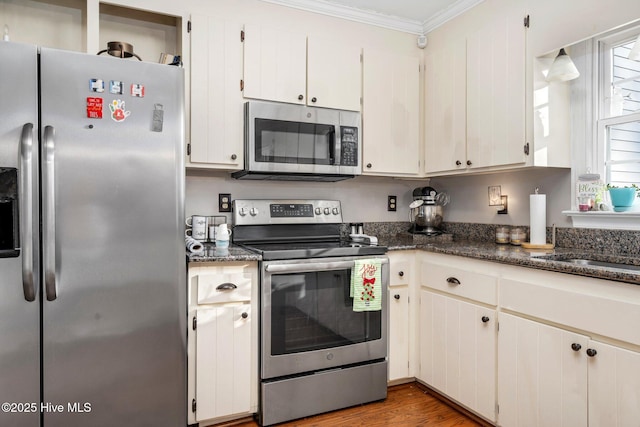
[232,101,361,181]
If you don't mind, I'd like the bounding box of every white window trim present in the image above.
[564,24,640,229]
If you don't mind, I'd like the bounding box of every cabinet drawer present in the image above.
[501,268,640,347]
[197,273,252,304]
[390,260,411,287]
[421,260,497,306]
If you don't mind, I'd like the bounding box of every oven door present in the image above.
[261,256,388,380]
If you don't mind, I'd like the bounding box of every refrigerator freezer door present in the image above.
[39,48,186,427]
[0,42,40,427]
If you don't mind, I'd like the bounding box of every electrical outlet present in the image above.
[388,195,397,212]
[219,193,232,212]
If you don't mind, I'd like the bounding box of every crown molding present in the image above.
[258,0,484,35]
[258,0,423,34]
[422,0,484,33]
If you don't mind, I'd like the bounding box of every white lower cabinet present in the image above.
[419,290,497,422]
[417,253,498,422]
[498,313,589,427]
[498,312,640,427]
[387,251,416,382]
[187,262,258,426]
[587,340,640,427]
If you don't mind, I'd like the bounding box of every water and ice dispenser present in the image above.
[0,168,19,256]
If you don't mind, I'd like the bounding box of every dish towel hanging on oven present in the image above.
[350,258,382,312]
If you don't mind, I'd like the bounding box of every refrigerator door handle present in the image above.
[43,125,57,301]
[19,123,36,302]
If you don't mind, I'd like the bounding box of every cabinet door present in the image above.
[424,36,467,174]
[307,37,362,111]
[362,49,420,176]
[195,304,252,422]
[466,8,526,170]
[388,286,409,381]
[497,313,588,427]
[588,340,640,427]
[190,17,244,168]
[243,24,306,105]
[419,290,497,421]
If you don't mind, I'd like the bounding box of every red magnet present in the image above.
[86,97,103,119]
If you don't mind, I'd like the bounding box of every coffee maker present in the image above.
[408,186,449,235]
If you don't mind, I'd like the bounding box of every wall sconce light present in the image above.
[546,48,580,82]
[488,185,508,215]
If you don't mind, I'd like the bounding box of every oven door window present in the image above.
[254,118,335,165]
[269,269,381,356]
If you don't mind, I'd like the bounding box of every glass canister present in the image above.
[510,227,526,245]
[495,226,510,244]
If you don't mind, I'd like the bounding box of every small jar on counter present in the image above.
[495,226,510,244]
[510,227,526,245]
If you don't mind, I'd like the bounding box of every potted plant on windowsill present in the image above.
[607,184,639,212]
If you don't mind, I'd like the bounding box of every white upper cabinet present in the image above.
[242,24,307,106]
[362,48,420,176]
[243,24,361,111]
[307,37,362,111]
[424,36,467,174]
[424,0,528,175]
[466,6,527,170]
[189,17,244,169]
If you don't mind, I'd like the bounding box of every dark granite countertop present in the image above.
[380,235,640,285]
[187,243,261,263]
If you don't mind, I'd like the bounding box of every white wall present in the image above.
[430,168,572,226]
[186,172,423,223]
[186,167,573,227]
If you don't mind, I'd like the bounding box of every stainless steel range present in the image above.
[233,199,389,426]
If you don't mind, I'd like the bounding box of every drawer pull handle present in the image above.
[571,343,582,352]
[481,316,490,323]
[241,312,248,319]
[586,348,597,357]
[446,277,461,285]
[394,294,400,300]
[216,282,237,291]
[398,271,404,277]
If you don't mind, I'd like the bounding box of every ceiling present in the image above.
[259,0,484,34]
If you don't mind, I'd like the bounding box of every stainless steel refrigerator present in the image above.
[0,41,186,426]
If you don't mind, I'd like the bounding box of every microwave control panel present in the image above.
[340,126,359,166]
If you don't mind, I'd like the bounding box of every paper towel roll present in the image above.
[530,194,547,245]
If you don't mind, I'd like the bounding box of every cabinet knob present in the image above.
[571,343,582,352]
[311,97,317,103]
[446,276,461,285]
[586,348,597,357]
[394,294,400,300]
[466,160,472,166]
[455,160,461,166]
[398,271,404,277]
[216,282,237,291]
[241,312,248,319]
[231,153,237,160]
[481,316,490,323]
[298,94,304,100]
[366,163,372,168]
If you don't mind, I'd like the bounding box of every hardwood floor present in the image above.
[225,382,487,427]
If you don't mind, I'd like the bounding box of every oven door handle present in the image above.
[265,258,388,274]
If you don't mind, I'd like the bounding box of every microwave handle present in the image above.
[331,128,340,165]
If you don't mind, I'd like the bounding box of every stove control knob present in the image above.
[332,208,339,215]
[250,208,259,216]
[323,207,330,215]
[238,207,247,216]
[315,207,322,215]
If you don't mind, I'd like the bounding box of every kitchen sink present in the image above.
[553,258,640,272]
